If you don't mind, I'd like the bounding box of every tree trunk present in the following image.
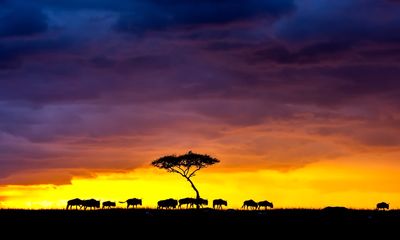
[185,177,200,209]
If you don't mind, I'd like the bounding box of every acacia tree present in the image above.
[152,151,220,209]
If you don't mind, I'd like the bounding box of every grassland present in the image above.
[1,208,398,236]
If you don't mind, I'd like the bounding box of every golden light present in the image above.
[1,158,399,209]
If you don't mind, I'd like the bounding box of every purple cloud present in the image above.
[0,0,399,185]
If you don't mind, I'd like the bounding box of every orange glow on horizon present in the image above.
[1,158,400,210]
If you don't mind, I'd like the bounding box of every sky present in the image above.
[1,0,400,209]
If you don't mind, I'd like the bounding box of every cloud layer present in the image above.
[0,0,400,185]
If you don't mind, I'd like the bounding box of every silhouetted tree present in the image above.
[152,151,219,209]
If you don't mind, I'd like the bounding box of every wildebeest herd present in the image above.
[66,198,101,210]
[66,197,390,211]
[242,199,274,210]
[66,197,260,210]
[67,198,142,210]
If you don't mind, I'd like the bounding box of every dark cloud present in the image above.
[181,28,235,41]
[36,0,295,28]
[0,134,67,179]
[311,121,400,148]
[1,0,400,185]
[204,41,250,51]
[37,0,137,11]
[358,47,400,62]
[121,55,173,70]
[0,5,48,38]
[260,68,400,108]
[90,56,116,68]
[115,0,295,33]
[276,0,400,44]
[249,41,353,65]
[0,37,72,70]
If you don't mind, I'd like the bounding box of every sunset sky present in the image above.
[1,0,400,209]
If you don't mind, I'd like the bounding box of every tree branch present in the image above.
[188,166,201,178]
[176,166,187,176]
[184,165,191,176]
[170,168,185,178]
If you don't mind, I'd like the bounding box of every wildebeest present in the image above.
[322,206,349,217]
[66,198,83,210]
[82,199,100,210]
[178,197,195,208]
[377,202,389,210]
[213,199,227,209]
[157,198,178,209]
[242,199,258,210]
[102,201,116,209]
[258,200,273,210]
[120,198,142,208]
[190,198,208,208]
[178,197,208,208]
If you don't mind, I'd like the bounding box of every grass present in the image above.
[1,208,399,237]
[1,208,398,224]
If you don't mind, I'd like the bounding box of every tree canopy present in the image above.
[152,151,220,208]
[152,151,219,178]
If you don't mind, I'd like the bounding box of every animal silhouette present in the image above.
[213,199,227,209]
[242,199,258,210]
[102,201,116,209]
[258,200,273,210]
[120,198,142,208]
[376,202,389,210]
[82,199,100,210]
[178,197,196,208]
[322,206,348,216]
[178,197,208,208]
[190,198,208,208]
[66,198,83,210]
[157,198,178,209]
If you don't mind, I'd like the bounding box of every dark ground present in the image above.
[1,208,398,237]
